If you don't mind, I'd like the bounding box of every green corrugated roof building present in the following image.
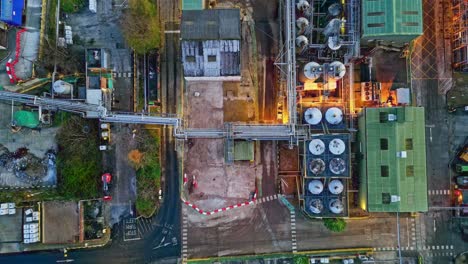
[182,0,204,10]
[361,0,423,44]
[358,107,428,212]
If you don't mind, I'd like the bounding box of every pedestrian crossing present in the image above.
[374,244,454,252]
[113,72,133,78]
[255,194,279,204]
[427,189,450,195]
[290,210,297,253]
[182,206,188,263]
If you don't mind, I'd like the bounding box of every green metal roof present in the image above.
[182,0,204,10]
[361,0,423,43]
[234,141,254,161]
[358,107,428,212]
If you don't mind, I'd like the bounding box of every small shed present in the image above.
[182,0,205,10]
[234,141,254,161]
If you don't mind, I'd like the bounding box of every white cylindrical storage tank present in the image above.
[328,180,344,195]
[308,180,324,195]
[328,3,343,16]
[329,138,346,155]
[53,80,73,94]
[296,0,310,11]
[329,61,346,80]
[303,62,322,81]
[329,199,344,214]
[308,139,325,155]
[304,107,322,125]
[296,35,308,48]
[329,158,346,175]
[309,158,326,175]
[307,198,324,214]
[328,35,342,50]
[296,17,309,31]
[325,107,343,125]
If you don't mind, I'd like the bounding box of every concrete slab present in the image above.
[0,208,22,242]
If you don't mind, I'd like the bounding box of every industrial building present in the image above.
[0,0,24,26]
[181,9,241,79]
[453,0,468,71]
[361,0,423,45]
[358,107,428,212]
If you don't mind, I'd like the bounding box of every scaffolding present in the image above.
[452,0,468,71]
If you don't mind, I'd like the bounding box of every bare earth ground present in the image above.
[185,81,224,129]
[184,138,259,212]
[42,201,80,244]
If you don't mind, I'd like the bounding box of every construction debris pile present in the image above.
[0,146,56,185]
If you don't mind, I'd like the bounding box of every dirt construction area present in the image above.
[183,80,261,223]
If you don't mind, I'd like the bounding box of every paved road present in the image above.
[0,126,180,263]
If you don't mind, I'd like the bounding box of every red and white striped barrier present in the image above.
[182,189,259,216]
[181,198,256,216]
[183,173,188,186]
[6,28,27,84]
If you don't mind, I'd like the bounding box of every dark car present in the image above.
[456,176,468,187]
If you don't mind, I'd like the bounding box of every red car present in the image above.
[102,173,112,201]
[453,188,468,217]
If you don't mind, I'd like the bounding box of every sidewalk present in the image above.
[0,227,111,254]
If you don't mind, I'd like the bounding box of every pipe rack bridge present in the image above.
[0,90,307,141]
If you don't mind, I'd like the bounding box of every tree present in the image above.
[121,0,162,54]
[293,256,309,264]
[323,218,347,232]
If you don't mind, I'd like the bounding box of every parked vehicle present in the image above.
[456,176,468,188]
[102,173,112,201]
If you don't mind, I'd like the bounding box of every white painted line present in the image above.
[274,194,278,199]
[432,246,435,250]
[436,246,440,250]
[266,196,271,201]
[450,245,454,249]
[410,246,414,250]
[292,230,296,234]
[165,30,181,33]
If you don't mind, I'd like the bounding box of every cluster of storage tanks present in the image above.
[305,179,346,215]
[303,107,344,126]
[308,137,347,176]
[295,0,344,50]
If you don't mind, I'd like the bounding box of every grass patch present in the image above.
[323,218,347,233]
[132,128,161,217]
[56,116,100,199]
[52,111,72,127]
[61,0,85,13]
[46,0,58,43]
[0,50,9,61]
